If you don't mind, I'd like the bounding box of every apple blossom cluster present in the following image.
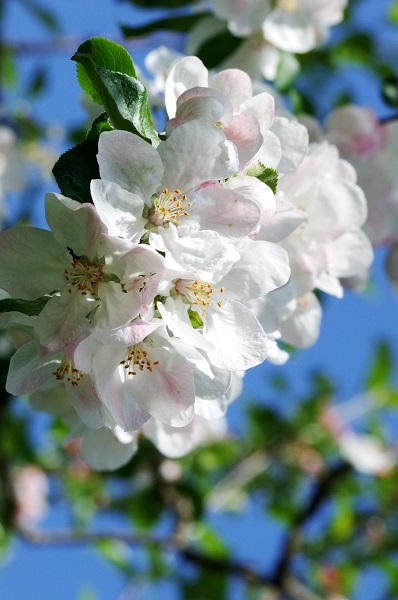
[0,54,373,470]
[301,106,398,288]
[185,0,348,81]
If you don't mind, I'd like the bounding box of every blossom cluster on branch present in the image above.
[0,38,373,470]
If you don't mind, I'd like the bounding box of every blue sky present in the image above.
[0,1,397,599]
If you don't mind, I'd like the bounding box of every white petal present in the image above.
[90,180,146,242]
[165,56,208,118]
[97,130,163,199]
[81,427,138,471]
[205,301,268,370]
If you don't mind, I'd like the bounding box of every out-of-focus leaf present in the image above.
[1,48,17,88]
[388,0,398,23]
[0,296,50,316]
[96,540,133,576]
[196,30,243,70]
[17,0,61,33]
[182,567,227,600]
[332,33,375,65]
[190,522,229,559]
[366,341,392,389]
[52,140,100,204]
[121,14,205,37]
[128,487,163,529]
[330,494,354,541]
[275,51,300,91]
[382,75,398,108]
[26,67,48,99]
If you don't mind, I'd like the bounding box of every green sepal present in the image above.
[52,140,100,204]
[188,308,203,329]
[245,162,279,195]
[0,296,50,316]
[72,37,159,146]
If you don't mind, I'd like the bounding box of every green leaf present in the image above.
[0,296,50,316]
[74,37,137,104]
[86,112,113,141]
[121,13,205,37]
[72,38,158,145]
[52,140,100,204]
[245,162,278,194]
[366,341,392,389]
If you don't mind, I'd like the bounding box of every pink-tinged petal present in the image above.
[223,174,276,228]
[45,193,107,259]
[124,349,195,427]
[188,185,262,240]
[209,68,253,111]
[35,290,93,352]
[81,427,138,470]
[97,130,163,199]
[158,120,239,192]
[165,56,208,118]
[0,227,67,299]
[174,86,233,127]
[93,345,151,430]
[90,180,146,242]
[279,292,322,349]
[150,226,239,283]
[6,341,62,395]
[205,301,269,370]
[66,376,104,430]
[224,114,263,167]
[93,320,161,347]
[240,92,275,131]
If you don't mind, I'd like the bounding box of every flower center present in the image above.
[53,357,84,387]
[149,188,192,227]
[119,344,159,376]
[64,259,104,297]
[175,279,224,315]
